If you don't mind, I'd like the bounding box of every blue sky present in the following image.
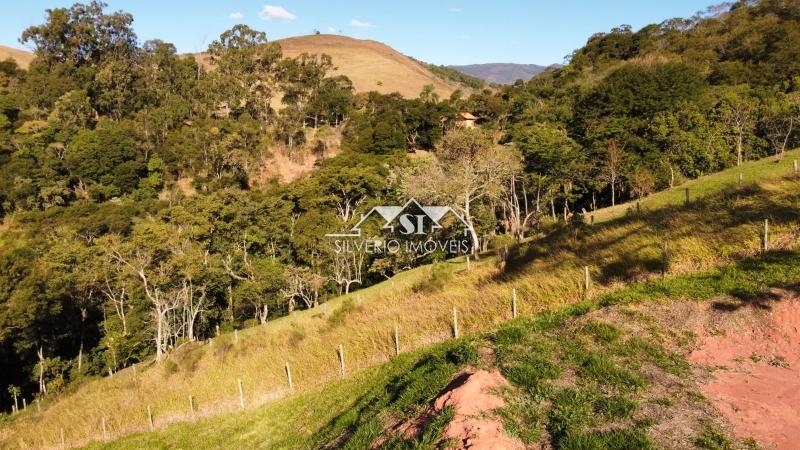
[1,1,715,65]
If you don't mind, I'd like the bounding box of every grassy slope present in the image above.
[1,151,799,449]
[592,151,800,223]
[5,35,464,98]
[85,249,800,449]
[195,34,463,98]
[0,45,34,69]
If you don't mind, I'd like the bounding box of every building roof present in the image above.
[458,112,477,120]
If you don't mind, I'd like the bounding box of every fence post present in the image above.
[215,325,220,337]
[188,395,196,421]
[739,172,743,185]
[393,324,400,356]
[684,188,690,206]
[466,255,470,271]
[60,428,65,449]
[285,362,293,392]
[452,307,459,339]
[36,398,41,413]
[583,266,590,298]
[234,329,239,343]
[338,344,346,378]
[662,242,669,279]
[794,159,798,176]
[22,398,26,410]
[237,378,244,409]
[147,405,154,431]
[101,417,108,441]
[512,288,518,319]
[762,219,769,253]
[590,214,595,226]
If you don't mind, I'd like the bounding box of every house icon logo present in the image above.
[325,198,473,238]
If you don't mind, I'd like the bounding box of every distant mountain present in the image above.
[448,63,553,84]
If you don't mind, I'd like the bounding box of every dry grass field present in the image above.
[196,34,462,98]
[0,45,34,69]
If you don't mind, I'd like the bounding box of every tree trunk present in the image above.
[78,307,87,371]
[37,347,46,395]
[155,308,164,362]
[611,177,616,206]
[669,166,674,188]
[464,196,480,259]
[736,132,743,166]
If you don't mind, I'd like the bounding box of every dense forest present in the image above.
[2,0,800,410]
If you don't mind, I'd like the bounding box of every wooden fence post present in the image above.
[662,242,669,278]
[590,214,595,226]
[338,344,346,378]
[452,307,459,339]
[794,159,798,176]
[237,378,244,409]
[512,288,518,319]
[234,329,239,343]
[393,324,400,356]
[762,219,769,253]
[285,362,293,391]
[215,324,220,337]
[36,398,41,413]
[739,172,743,185]
[22,398,26,410]
[188,395,196,421]
[101,416,108,441]
[684,188,690,206]
[583,266,590,298]
[147,405,154,431]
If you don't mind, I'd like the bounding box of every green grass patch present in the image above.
[600,250,800,307]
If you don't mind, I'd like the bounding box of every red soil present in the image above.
[395,369,523,449]
[434,370,523,450]
[688,297,800,449]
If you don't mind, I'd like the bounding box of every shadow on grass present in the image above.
[312,340,477,450]
[599,250,800,310]
[490,181,800,288]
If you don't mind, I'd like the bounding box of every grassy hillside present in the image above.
[1,150,798,449]
[5,35,466,98]
[195,34,464,98]
[81,248,800,449]
[0,45,34,69]
[278,35,462,97]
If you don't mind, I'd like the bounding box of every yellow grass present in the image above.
[0,45,34,69]
[195,34,462,98]
[1,155,799,449]
[3,34,464,98]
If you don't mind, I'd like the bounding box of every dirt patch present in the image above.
[397,369,523,449]
[684,292,800,450]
